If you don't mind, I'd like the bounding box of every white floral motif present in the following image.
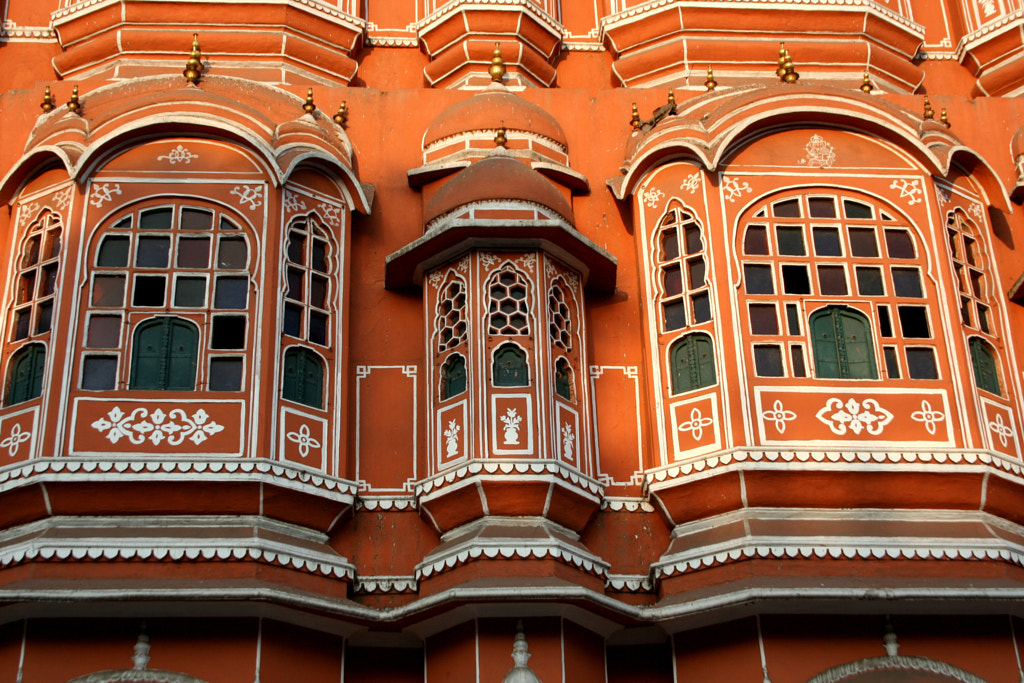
[90,406,225,446]
[426,271,444,287]
[0,423,32,457]
[90,183,122,208]
[680,174,701,194]
[815,398,893,436]
[500,408,523,445]
[677,407,714,442]
[989,413,1015,448]
[17,202,40,228]
[231,185,264,209]
[283,191,307,213]
[286,423,322,458]
[969,202,985,222]
[561,423,575,462]
[51,187,73,211]
[980,0,997,17]
[444,419,460,457]
[760,399,797,434]
[479,253,499,269]
[799,134,836,168]
[642,187,664,208]
[516,254,536,271]
[722,176,752,203]
[317,202,342,227]
[156,144,199,164]
[456,256,470,273]
[889,179,922,206]
[910,399,945,436]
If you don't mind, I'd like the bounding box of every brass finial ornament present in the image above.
[667,90,676,107]
[630,103,641,130]
[40,86,54,113]
[780,45,799,83]
[489,42,506,83]
[303,88,316,114]
[776,43,788,79]
[705,66,717,92]
[495,121,507,147]
[860,71,873,93]
[67,85,81,115]
[940,107,950,128]
[183,34,204,85]
[923,95,934,120]
[333,101,348,127]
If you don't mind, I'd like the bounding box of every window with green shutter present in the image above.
[493,343,528,387]
[6,343,46,405]
[810,307,877,379]
[282,346,324,408]
[440,354,466,400]
[129,317,198,390]
[969,338,1000,395]
[669,333,716,395]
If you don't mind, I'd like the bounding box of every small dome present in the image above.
[423,85,567,150]
[424,153,574,226]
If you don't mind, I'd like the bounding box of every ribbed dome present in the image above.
[424,152,574,226]
[423,85,567,149]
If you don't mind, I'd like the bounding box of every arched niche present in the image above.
[806,655,989,683]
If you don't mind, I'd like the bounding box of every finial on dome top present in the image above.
[923,95,934,120]
[333,101,348,127]
[860,71,873,93]
[940,107,950,128]
[667,90,676,107]
[303,88,316,115]
[489,42,506,83]
[132,626,151,670]
[705,66,717,91]
[183,33,204,85]
[630,103,641,130]
[776,43,788,79]
[501,621,542,683]
[67,85,81,115]
[40,86,54,113]
[779,45,798,83]
[495,121,507,148]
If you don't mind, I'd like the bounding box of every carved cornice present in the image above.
[417,459,603,499]
[806,655,989,683]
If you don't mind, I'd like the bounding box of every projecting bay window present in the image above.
[434,274,469,402]
[488,265,533,387]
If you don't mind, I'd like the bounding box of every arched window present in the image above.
[969,337,1001,395]
[669,333,716,395]
[809,307,878,379]
[440,354,467,400]
[554,357,573,400]
[655,206,709,332]
[5,343,46,406]
[436,277,468,353]
[129,317,198,390]
[282,347,324,408]
[488,267,530,335]
[493,344,529,387]
[284,215,332,346]
[548,284,572,351]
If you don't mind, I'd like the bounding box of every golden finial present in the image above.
[940,107,950,128]
[489,42,506,83]
[303,88,316,114]
[333,101,348,127]
[495,121,507,147]
[923,95,934,120]
[67,85,81,115]
[776,43,788,79]
[630,103,641,130]
[183,33,204,85]
[781,46,799,83]
[705,66,717,92]
[860,71,873,93]
[667,90,676,107]
[40,86,54,113]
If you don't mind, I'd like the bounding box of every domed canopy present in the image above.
[424,152,574,226]
[423,85,567,149]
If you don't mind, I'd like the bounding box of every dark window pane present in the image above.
[173,277,206,307]
[287,231,307,264]
[687,258,706,288]
[180,208,213,231]
[284,303,302,337]
[892,268,923,298]
[906,348,939,379]
[13,309,30,340]
[808,197,836,218]
[177,237,211,268]
[663,265,682,296]
[684,225,702,254]
[692,292,711,323]
[844,200,873,219]
[493,344,529,386]
[17,273,34,304]
[661,230,679,260]
[884,347,900,379]
[782,265,811,294]
[87,315,121,348]
[22,236,40,268]
[885,229,915,258]
[92,275,126,307]
[812,227,842,256]
[310,276,328,309]
[35,302,52,334]
[848,228,879,257]
[217,237,248,269]
[286,268,304,301]
[772,199,800,217]
[136,236,170,268]
[132,276,166,306]
[791,346,806,377]
[947,229,959,258]
[898,306,930,338]
[749,304,779,335]
[112,216,132,229]
[856,267,885,296]
[663,301,686,331]
[219,217,238,230]
[40,264,58,296]
[282,347,324,408]
[82,356,117,390]
[744,226,769,255]
[214,277,248,309]
[960,297,972,326]
[441,355,467,400]
[754,345,784,376]
[44,231,61,259]
[817,266,848,295]
[311,239,328,273]
[97,236,130,267]
[209,358,243,391]
[309,312,328,345]
[969,270,983,298]
[139,207,173,230]
[669,334,716,394]
[776,226,805,255]
[744,264,774,294]
[970,338,1000,395]
[878,306,893,337]
[964,237,978,266]
[786,304,800,335]
[977,304,991,334]
[211,316,246,349]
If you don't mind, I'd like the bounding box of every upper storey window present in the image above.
[740,192,938,381]
[434,273,469,402]
[80,202,251,392]
[487,265,532,387]
[656,207,709,332]
[284,215,331,346]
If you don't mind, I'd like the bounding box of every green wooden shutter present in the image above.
[130,318,197,390]
[493,344,528,386]
[441,355,466,400]
[969,338,1000,395]
[6,344,45,405]
[670,334,716,394]
[283,347,324,408]
[811,308,877,379]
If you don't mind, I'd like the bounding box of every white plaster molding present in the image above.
[68,670,209,683]
[358,496,417,511]
[415,534,610,580]
[601,497,655,512]
[353,575,419,594]
[606,574,654,592]
[416,459,603,499]
[416,0,564,40]
[806,655,989,683]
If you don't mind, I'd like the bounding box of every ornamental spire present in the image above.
[183,34,203,85]
[303,88,316,115]
[67,85,81,115]
[40,86,54,113]
[489,42,506,83]
[705,66,717,92]
[860,71,873,93]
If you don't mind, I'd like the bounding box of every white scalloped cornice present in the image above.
[354,575,419,594]
[415,535,610,580]
[416,459,603,499]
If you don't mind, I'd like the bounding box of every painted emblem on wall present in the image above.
[889,179,922,205]
[90,183,122,208]
[444,419,460,456]
[500,408,522,445]
[286,423,322,458]
[760,399,798,434]
[231,185,264,209]
[91,406,225,446]
[910,400,946,436]
[0,422,31,458]
[799,134,836,168]
[156,145,199,164]
[722,176,752,203]
[815,398,893,436]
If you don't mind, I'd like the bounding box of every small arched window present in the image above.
[969,337,1001,396]
[282,347,324,409]
[809,307,877,379]
[493,343,529,387]
[488,267,530,335]
[284,215,332,346]
[655,206,709,332]
[554,357,573,400]
[6,343,46,406]
[669,333,716,395]
[440,354,467,400]
[129,317,199,390]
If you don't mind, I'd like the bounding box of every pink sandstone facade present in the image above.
[1,0,1024,681]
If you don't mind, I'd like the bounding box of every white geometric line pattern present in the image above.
[815,398,893,436]
[989,413,1015,447]
[90,407,225,446]
[677,407,714,441]
[760,399,797,434]
[89,183,122,208]
[910,400,945,436]
[230,185,264,209]
[680,173,701,193]
[156,144,199,164]
[642,187,664,208]
[722,176,752,202]
[889,178,923,205]
[286,424,321,458]
[0,423,31,457]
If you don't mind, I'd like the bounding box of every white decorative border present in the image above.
[353,575,418,593]
[980,396,1021,458]
[807,655,988,683]
[437,400,469,469]
[354,365,418,493]
[590,366,645,487]
[606,574,654,592]
[278,406,328,471]
[357,496,417,511]
[669,393,721,460]
[601,497,655,512]
[416,537,609,580]
[416,459,603,499]
[490,393,534,455]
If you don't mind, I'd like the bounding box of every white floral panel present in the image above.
[279,406,328,471]
[436,400,468,470]
[490,394,534,456]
